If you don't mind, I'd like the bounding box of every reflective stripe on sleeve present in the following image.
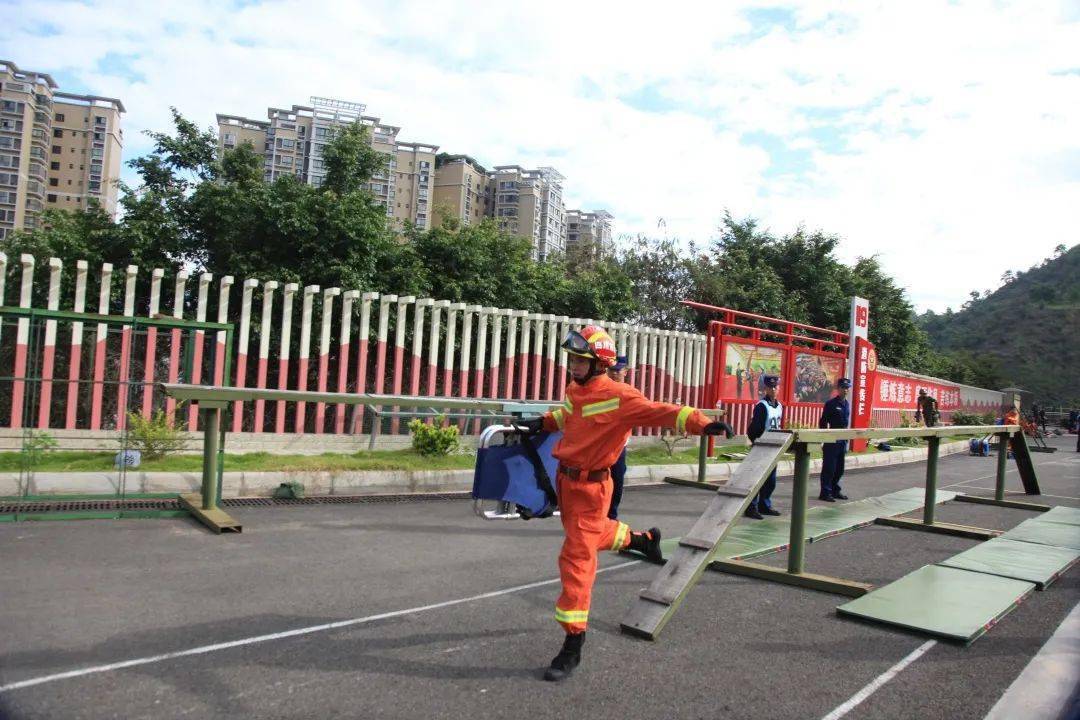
[563,399,573,414]
[552,408,566,429]
[611,521,629,551]
[675,406,694,434]
[582,397,620,417]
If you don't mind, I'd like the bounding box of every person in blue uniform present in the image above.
[818,377,851,501]
[606,355,630,519]
[744,375,783,519]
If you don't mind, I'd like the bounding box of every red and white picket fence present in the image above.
[0,254,709,434]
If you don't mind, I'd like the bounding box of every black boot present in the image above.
[544,632,585,682]
[744,506,763,520]
[628,527,663,563]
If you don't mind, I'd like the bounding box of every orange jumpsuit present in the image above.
[541,373,710,634]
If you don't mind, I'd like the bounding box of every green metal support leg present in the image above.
[202,407,220,511]
[178,402,241,533]
[1011,431,1043,495]
[995,432,1009,502]
[923,436,940,525]
[787,442,810,574]
[697,433,709,485]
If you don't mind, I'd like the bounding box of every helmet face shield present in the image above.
[561,329,594,358]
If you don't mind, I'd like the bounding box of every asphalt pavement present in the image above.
[0,435,1077,720]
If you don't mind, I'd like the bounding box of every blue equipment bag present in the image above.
[472,429,561,517]
[969,438,991,456]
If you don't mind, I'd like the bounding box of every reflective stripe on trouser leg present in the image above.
[554,471,630,633]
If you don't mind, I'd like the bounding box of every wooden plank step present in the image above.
[620,431,794,641]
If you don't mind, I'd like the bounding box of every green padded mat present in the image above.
[1040,505,1080,527]
[938,537,1080,590]
[804,502,883,541]
[721,521,792,557]
[1002,517,1080,550]
[641,487,963,565]
[836,564,1035,643]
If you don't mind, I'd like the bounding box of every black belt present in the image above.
[558,464,609,482]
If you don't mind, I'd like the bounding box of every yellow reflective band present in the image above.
[563,399,574,414]
[552,408,566,429]
[582,397,620,417]
[675,406,694,434]
[611,522,630,551]
[554,606,590,624]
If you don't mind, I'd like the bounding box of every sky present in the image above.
[4,0,1079,312]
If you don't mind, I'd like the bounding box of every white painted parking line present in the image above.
[820,640,937,720]
[984,602,1080,720]
[0,560,642,694]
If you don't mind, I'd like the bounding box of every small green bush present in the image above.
[124,409,188,460]
[25,431,58,465]
[408,416,460,456]
[950,411,977,426]
[892,411,922,446]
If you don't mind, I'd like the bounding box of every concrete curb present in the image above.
[1,441,969,498]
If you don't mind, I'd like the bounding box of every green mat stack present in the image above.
[837,505,1080,643]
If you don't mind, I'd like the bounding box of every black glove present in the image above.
[702,422,728,436]
[514,417,544,436]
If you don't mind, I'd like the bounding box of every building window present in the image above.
[55,113,65,122]
[47,194,57,203]
[53,128,63,138]
[94,116,106,125]
[50,161,60,170]
[49,178,58,187]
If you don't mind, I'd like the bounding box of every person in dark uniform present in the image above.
[606,355,630,519]
[818,377,851,501]
[745,375,783,520]
[917,389,939,427]
[735,364,744,399]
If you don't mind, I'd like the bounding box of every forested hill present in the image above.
[918,245,1079,406]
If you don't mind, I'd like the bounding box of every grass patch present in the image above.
[0,433,950,476]
[0,449,478,474]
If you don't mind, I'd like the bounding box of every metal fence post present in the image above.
[787,442,810,574]
[995,432,1009,502]
[923,436,940,524]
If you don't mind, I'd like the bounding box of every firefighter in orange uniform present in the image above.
[519,325,727,682]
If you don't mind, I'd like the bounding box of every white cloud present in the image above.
[5,0,1079,311]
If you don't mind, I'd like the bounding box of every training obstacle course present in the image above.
[620,422,1060,642]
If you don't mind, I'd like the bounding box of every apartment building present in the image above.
[432,154,491,228]
[0,60,124,239]
[566,209,614,254]
[49,94,125,217]
[217,97,436,230]
[489,165,566,260]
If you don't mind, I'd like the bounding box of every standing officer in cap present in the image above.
[606,355,630,520]
[745,374,783,519]
[818,378,851,501]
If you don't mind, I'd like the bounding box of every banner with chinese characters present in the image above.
[850,336,877,451]
[872,374,962,410]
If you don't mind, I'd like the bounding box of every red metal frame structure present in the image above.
[683,301,849,434]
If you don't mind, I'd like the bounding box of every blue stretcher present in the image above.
[472,426,561,520]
